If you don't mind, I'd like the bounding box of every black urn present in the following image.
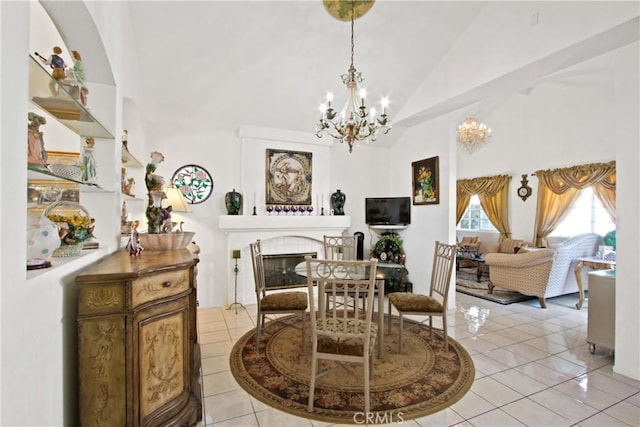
[330,189,346,215]
[225,189,243,215]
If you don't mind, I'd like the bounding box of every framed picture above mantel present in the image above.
[412,156,439,205]
[265,149,312,206]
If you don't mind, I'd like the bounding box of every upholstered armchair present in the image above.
[484,248,556,308]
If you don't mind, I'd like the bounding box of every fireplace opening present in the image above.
[262,252,317,289]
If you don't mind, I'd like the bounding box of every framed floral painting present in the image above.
[412,156,439,205]
[265,149,312,205]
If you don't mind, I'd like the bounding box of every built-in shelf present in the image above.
[29,55,114,139]
[26,247,106,282]
[122,193,143,201]
[28,164,112,192]
[122,146,143,168]
[369,224,408,231]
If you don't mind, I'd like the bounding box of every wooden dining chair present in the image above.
[305,255,379,414]
[250,240,308,351]
[387,241,456,352]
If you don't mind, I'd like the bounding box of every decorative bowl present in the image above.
[138,232,195,251]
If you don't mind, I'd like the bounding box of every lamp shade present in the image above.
[162,187,192,212]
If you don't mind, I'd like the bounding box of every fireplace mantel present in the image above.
[218,215,351,306]
[219,215,350,233]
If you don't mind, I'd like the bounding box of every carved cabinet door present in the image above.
[133,295,192,426]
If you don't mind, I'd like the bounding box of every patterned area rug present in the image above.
[229,314,475,425]
[456,268,536,305]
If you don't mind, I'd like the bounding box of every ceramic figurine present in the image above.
[35,47,66,96]
[61,50,89,106]
[81,137,97,183]
[145,151,171,234]
[27,112,48,165]
[127,220,143,256]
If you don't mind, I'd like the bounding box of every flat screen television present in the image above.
[365,197,411,226]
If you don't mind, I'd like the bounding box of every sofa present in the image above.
[484,233,603,308]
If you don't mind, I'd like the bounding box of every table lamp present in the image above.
[162,186,192,232]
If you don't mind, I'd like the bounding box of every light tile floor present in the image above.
[194,292,639,427]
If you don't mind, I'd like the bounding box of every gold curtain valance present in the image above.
[457,174,511,197]
[534,161,616,194]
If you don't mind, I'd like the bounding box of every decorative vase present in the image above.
[26,215,61,267]
[225,189,243,215]
[330,189,346,215]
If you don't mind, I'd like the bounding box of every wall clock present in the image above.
[517,174,532,202]
[171,164,213,204]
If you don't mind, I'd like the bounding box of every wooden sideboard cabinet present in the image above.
[75,249,202,426]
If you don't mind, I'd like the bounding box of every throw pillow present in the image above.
[499,238,524,254]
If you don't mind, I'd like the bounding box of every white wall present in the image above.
[456,50,619,246]
[1,2,638,425]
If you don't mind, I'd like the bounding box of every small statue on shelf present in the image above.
[27,112,48,165]
[35,46,66,96]
[120,201,133,235]
[60,50,89,106]
[127,220,143,257]
[81,137,97,183]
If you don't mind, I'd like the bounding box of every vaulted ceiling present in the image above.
[126,1,486,145]
[121,1,637,147]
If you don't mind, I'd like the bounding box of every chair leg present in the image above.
[398,313,404,353]
[442,315,448,352]
[307,350,318,412]
[538,297,547,309]
[364,353,370,414]
[255,312,263,349]
[387,300,392,334]
[301,311,307,353]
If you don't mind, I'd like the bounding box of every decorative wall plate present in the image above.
[171,164,213,204]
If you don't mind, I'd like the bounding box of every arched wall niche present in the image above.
[37,0,114,85]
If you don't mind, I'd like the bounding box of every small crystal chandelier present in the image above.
[456,115,492,153]
[315,4,391,153]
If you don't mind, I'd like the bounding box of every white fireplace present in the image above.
[218,215,351,306]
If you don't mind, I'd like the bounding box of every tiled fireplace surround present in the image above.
[218,215,351,306]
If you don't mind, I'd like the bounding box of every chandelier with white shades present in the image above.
[456,115,492,153]
[315,2,391,153]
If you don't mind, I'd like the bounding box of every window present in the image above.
[550,187,615,237]
[457,195,497,232]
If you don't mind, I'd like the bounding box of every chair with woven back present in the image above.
[387,241,457,352]
[305,255,379,414]
[249,240,309,351]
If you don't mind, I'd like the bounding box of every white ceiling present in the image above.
[122,1,637,147]
[126,1,486,144]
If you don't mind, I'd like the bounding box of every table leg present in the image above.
[377,280,384,359]
[574,260,586,310]
[476,261,483,282]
